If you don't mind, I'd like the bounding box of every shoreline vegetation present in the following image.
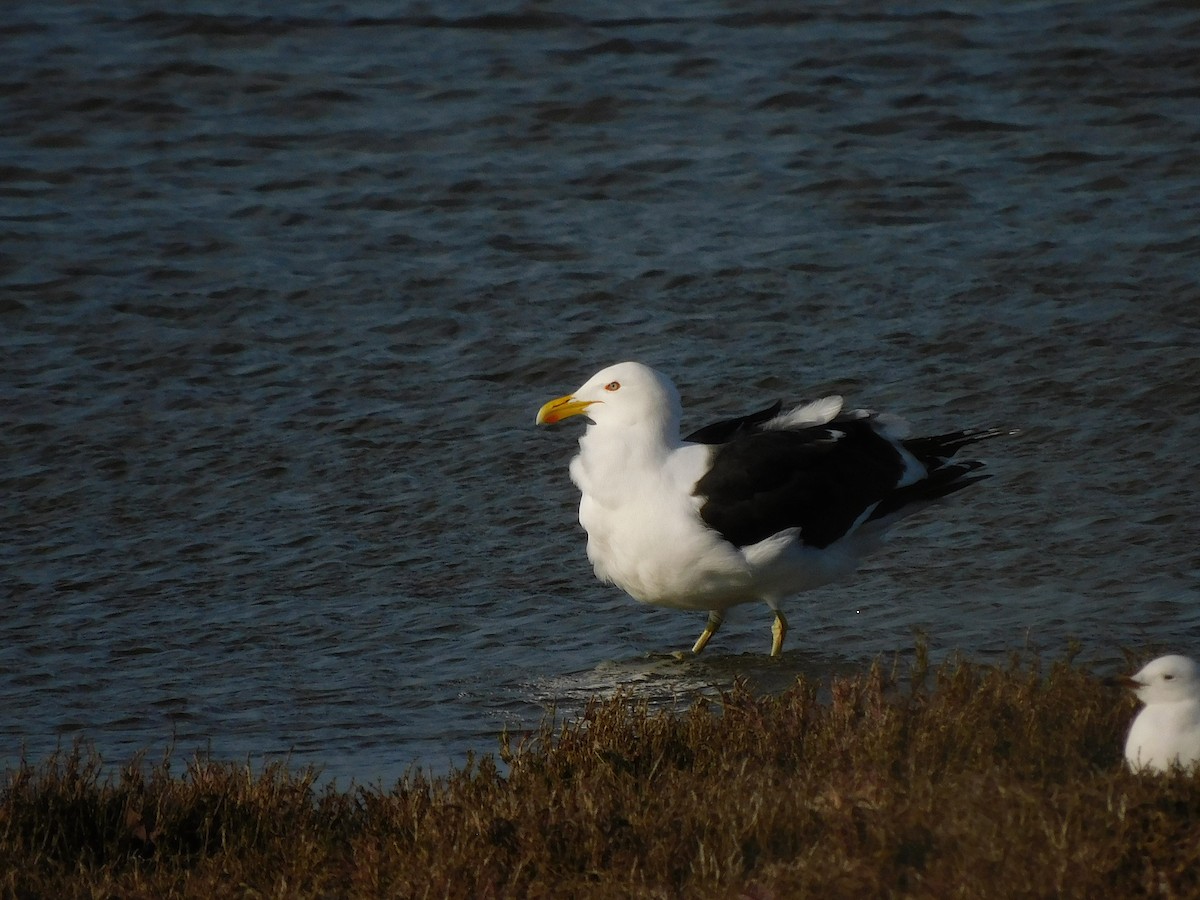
[3,649,1198,898]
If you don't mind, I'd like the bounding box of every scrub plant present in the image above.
[2,651,1197,898]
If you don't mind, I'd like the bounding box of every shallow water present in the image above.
[3,0,1199,784]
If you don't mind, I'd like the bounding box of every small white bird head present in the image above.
[1124,654,1200,706]
[535,362,681,431]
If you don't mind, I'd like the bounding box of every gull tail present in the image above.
[868,426,1015,523]
[902,426,1014,464]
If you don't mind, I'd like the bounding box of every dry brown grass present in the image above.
[3,650,1198,898]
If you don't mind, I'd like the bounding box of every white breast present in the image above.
[1125,701,1200,772]
[570,436,751,609]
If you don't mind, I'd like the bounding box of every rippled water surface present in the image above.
[4,0,1199,783]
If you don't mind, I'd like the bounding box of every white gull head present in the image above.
[535,361,681,434]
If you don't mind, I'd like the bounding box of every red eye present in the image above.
[604,381,620,392]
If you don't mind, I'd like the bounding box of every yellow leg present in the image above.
[770,610,788,658]
[691,610,725,655]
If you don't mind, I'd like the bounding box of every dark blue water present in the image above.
[4,0,1199,784]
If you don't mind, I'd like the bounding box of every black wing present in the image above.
[866,427,1006,521]
[693,416,907,549]
[683,401,782,444]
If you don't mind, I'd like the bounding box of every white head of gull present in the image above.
[1120,654,1200,773]
[536,361,1005,657]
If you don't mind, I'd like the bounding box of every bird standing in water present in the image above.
[536,361,1004,656]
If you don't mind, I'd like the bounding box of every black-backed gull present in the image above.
[536,361,1005,656]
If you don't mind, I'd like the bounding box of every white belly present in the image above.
[578,491,752,610]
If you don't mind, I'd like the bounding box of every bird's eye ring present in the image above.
[604,381,620,392]
[1164,674,1175,680]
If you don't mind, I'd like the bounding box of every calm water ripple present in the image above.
[3,0,1199,783]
